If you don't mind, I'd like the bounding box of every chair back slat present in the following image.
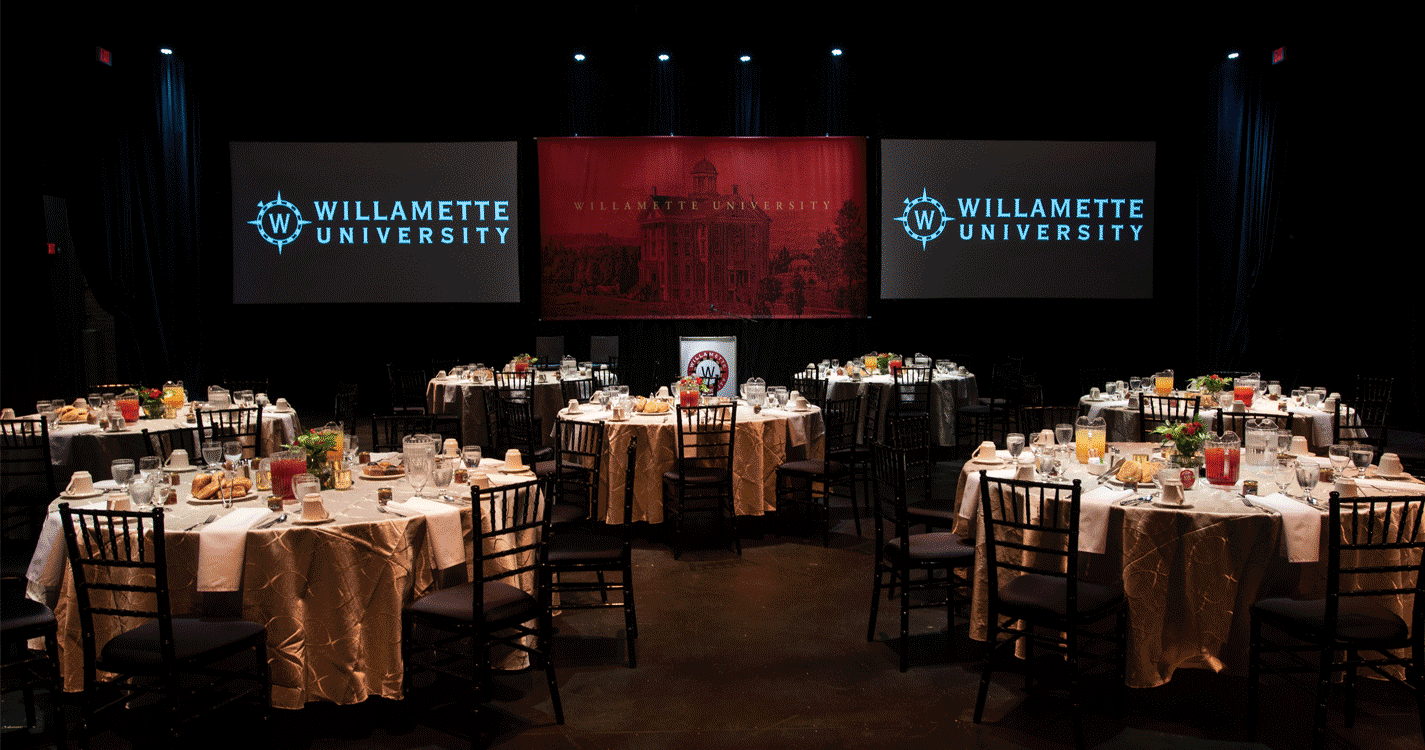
[196,405,264,460]
[672,404,736,473]
[790,375,827,408]
[1325,492,1425,631]
[979,474,1083,613]
[474,479,546,588]
[1138,396,1201,441]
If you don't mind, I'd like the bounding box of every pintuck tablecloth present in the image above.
[955,442,1424,688]
[45,406,301,478]
[29,457,537,710]
[826,372,977,447]
[426,375,571,448]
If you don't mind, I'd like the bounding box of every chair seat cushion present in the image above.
[906,504,959,528]
[997,573,1124,623]
[885,532,975,564]
[536,460,588,479]
[406,581,540,629]
[0,597,56,634]
[663,467,730,484]
[549,532,624,564]
[776,459,849,478]
[98,617,265,674]
[550,502,590,526]
[1253,596,1409,644]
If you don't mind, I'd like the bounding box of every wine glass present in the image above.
[129,479,155,511]
[111,459,135,491]
[406,457,432,499]
[202,441,223,469]
[139,455,162,481]
[291,473,322,503]
[1277,429,1293,456]
[1273,459,1296,497]
[1295,462,1320,505]
[1328,444,1351,478]
[461,445,482,470]
[431,457,455,502]
[1054,423,1074,448]
[1006,433,1026,462]
[224,440,244,469]
[1351,445,1373,478]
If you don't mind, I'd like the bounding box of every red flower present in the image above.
[1183,423,1199,436]
[148,389,162,399]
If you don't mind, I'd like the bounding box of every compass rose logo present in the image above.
[247,191,312,254]
[894,188,953,250]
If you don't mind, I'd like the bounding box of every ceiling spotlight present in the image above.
[740,55,751,63]
[1227,51,1240,59]
[574,53,585,62]
[160,47,173,55]
[831,48,843,56]
[658,54,669,62]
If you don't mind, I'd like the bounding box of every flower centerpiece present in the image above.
[676,375,710,407]
[1152,419,1209,468]
[512,353,537,373]
[284,429,340,489]
[875,352,902,374]
[126,387,166,419]
[1187,374,1232,410]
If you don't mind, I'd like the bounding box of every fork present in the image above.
[184,514,217,531]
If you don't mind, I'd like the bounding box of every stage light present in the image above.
[574,53,585,62]
[831,48,843,56]
[160,47,173,55]
[1226,51,1239,59]
[740,55,751,63]
[659,53,669,62]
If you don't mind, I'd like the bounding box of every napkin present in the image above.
[27,501,109,601]
[1251,493,1322,563]
[1354,478,1425,494]
[1079,486,1134,554]
[390,498,465,570]
[958,468,1016,520]
[197,508,271,592]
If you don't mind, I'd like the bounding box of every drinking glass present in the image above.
[88,393,104,412]
[406,457,432,498]
[1054,423,1074,447]
[139,455,162,481]
[1006,433,1026,461]
[1277,429,1293,455]
[771,386,788,408]
[1328,444,1351,477]
[431,457,455,501]
[1295,462,1319,504]
[111,459,135,490]
[223,440,244,469]
[1351,445,1373,477]
[1273,459,1295,497]
[462,445,483,469]
[291,473,322,503]
[202,441,223,469]
[129,480,155,510]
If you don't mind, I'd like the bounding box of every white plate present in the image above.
[164,465,200,473]
[291,516,334,525]
[499,466,534,474]
[60,489,106,500]
[968,457,1005,466]
[188,491,254,504]
[359,471,406,480]
[1151,501,1194,509]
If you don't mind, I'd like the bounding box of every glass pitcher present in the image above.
[1074,415,1106,464]
[1154,369,1174,397]
[1234,374,1259,409]
[1244,416,1278,468]
[1205,431,1241,486]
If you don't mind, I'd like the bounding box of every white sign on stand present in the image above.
[678,336,737,398]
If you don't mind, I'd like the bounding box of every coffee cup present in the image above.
[972,441,998,462]
[1157,469,1185,504]
[0,408,15,419]
[300,493,328,521]
[567,399,581,414]
[789,390,801,403]
[166,449,191,469]
[107,494,133,512]
[442,438,460,457]
[656,386,670,398]
[504,449,524,471]
[793,396,809,410]
[1334,477,1360,498]
[65,471,95,496]
[274,398,291,411]
[1090,387,1101,399]
[471,472,491,489]
[1378,453,1405,476]
[1289,436,1310,456]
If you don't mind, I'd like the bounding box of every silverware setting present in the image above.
[255,513,287,529]
[184,514,217,531]
[377,504,411,517]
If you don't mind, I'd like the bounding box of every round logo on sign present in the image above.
[686,350,729,394]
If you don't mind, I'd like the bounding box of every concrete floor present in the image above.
[6,459,1422,750]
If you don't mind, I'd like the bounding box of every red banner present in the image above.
[539,137,867,320]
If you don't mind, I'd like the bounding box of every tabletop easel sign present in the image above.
[679,337,736,398]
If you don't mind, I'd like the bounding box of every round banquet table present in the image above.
[26,456,536,710]
[426,374,574,448]
[825,371,977,447]
[953,443,1424,688]
[44,406,301,479]
[557,401,825,524]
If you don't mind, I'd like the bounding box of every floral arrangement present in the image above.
[1152,420,1209,461]
[284,429,340,485]
[125,387,166,417]
[678,375,711,394]
[513,353,537,364]
[1187,374,1232,394]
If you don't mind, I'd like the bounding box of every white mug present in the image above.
[1335,477,1360,498]
[442,438,460,457]
[300,493,328,521]
[973,441,998,461]
[0,408,15,419]
[504,449,524,471]
[1378,453,1405,476]
[166,449,191,469]
[793,396,809,410]
[107,494,133,511]
[274,398,292,411]
[471,472,491,489]
[567,399,581,414]
[65,471,95,496]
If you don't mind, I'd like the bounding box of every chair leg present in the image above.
[867,563,882,642]
[624,574,638,669]
[898,567,911,672]
[1313,649,1332,750]
[1343,652,1357,728]
[974,629,997,724]
[1247,615,1261,738]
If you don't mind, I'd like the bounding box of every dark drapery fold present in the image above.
[1197,55,1286,371]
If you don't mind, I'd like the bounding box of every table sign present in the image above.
[679,336,737,398]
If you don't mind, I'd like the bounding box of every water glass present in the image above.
[1351,445,1373,477]
[1006,433,1026,461]
[1327,444,1350,477]
[129,480,155,510]
[431,457,455,501]
[462,445,482,469]
[139,455,162,479]
[291,473,322,502]
[1295,462,1319,503]
[111,459,136,489]
[202,441,223,468]
[1054,423,1074,447]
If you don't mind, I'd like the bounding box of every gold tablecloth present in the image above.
[955,444,1423,688]
[426,376,567,448]
[31,463,535,709]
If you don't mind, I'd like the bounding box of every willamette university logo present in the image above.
[894,188,953,250]
[686,350,730,394]
[248,191,312,254]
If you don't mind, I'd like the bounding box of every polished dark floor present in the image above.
[6,457,1422,750]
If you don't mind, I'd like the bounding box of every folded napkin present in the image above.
[390,498,465,570]
[27,501,110,601]
[1354,478,1425,494]
[1079,486,1135,554]
[1251,493,1322,563]
[197,508,271,592]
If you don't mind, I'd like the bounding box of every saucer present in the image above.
[60,489,105,500]
[292,516,334,525]
[499,466,533,474]
[1151,501,1194,509]
[968,457,1005,466]
[164,465,199,473]
[1374,471,1414,481]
